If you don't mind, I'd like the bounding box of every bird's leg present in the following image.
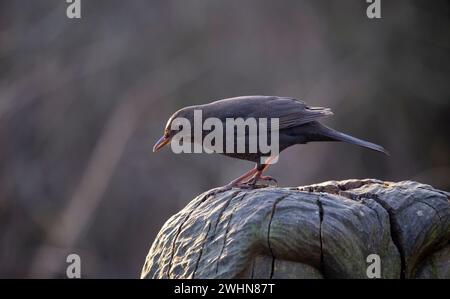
[258,174,278,185]
[243,168,274,187]
[224,166,259,188]
[208,156,279,196]
[242,162,278,187]
[207,166,259,196]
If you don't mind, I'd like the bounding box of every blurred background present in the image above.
[0,0,449,278]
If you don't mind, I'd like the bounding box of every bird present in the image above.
[153,95,388,191]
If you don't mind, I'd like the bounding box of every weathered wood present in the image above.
[141,179,450,279]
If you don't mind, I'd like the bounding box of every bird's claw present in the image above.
[206,175,278,197]
[244,176,278,187]
[242,175,278,188]
[260,175,278,186]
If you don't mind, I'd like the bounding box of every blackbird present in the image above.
[153,95,388,190]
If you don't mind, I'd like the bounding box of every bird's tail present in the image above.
[316,123,389,155]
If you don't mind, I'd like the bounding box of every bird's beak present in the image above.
[153,135,171,152]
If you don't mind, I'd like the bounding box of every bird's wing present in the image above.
[203,96,333,129]
[255,96,333,129]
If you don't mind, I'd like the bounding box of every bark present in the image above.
[141,179,450,279]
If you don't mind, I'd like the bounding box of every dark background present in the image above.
[0,0,448,278]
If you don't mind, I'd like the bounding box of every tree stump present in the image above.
[141,179,450,279]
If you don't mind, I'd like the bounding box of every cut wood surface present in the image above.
[141,179,450,279]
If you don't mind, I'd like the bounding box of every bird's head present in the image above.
[153,106,195,152]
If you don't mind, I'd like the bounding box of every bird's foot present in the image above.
[259,175,278,186]
[206,174,278,197]
[241,175,278,188]
[206,181,262,197]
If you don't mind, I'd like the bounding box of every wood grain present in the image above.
[141,179,450,279]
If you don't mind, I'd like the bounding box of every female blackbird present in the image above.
[154,95,388,190]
